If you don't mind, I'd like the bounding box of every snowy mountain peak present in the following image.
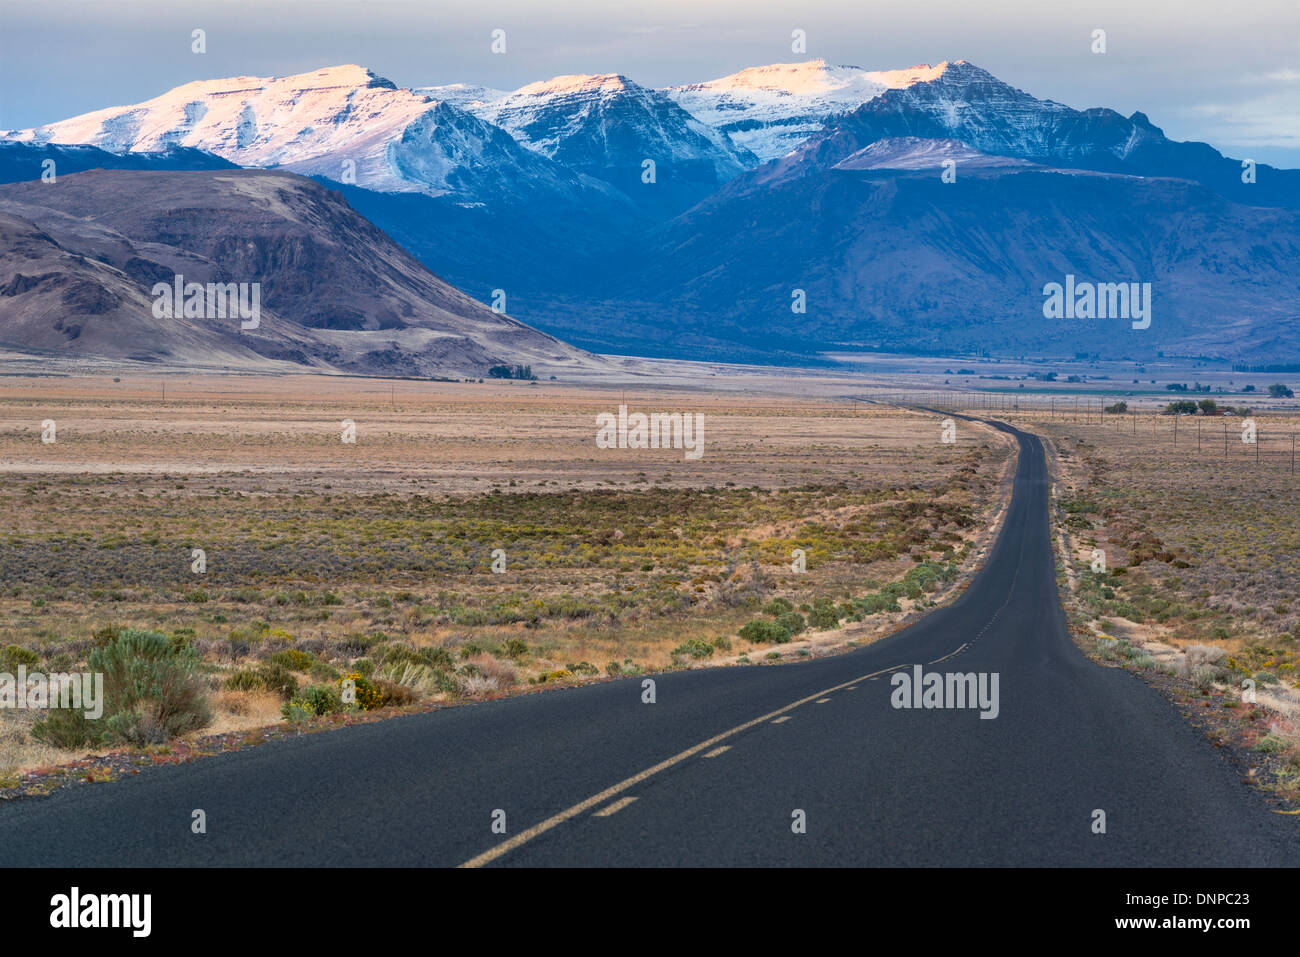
[416,82,508,110]
[441,71,757,209]
[513,73,634,97]
[4,64,610,202]
[665,61,882,161]
[663,59,999,161]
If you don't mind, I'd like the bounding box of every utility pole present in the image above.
[1197,418,1201,453]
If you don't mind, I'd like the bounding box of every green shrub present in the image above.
[98,629,211,743]
[281,699,315,723]
[257,662,299,700]
[672,639,714,659]
[268,649,315,672]
[739,619,792,644]
[0,644,39,671]
[37,628,212,747]
[421,647,454,670]
[775,611,806,636]
[31,709,92,749]
[762,597,795,617]
[309,660,340,682]
[374,643,415,668]
[298,683,343,716]
[224,670,266,692]
[808,600,840,630]
[374,678,417,707]
[502,637,528,660]
[855,593,901,614]
[92,624,125,646]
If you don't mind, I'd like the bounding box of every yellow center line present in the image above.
[928,643,969,665]
[592,796,637,817]
[703,746,731,757]
[457,660,912,868]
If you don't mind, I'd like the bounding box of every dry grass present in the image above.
[1012,406,1300,791]
[0,374,1014,775]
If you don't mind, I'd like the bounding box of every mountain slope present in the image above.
[0,168,603,376]
[424,73,755,213]
[0,141,237,185]
[580,143,1300,361]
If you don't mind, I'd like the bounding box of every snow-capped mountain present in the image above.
[422,73,756,211]
[665,60,941,161]
[768,60,1299,207]
[418,83,509,111]
[4,64,622,208]
[8,56,1296,366]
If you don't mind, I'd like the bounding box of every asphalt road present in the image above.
[2,421,1297,866]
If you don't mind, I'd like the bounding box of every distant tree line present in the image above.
[1162,399,1253,416]
[1232,363,1300,374]
[487,364,536,380]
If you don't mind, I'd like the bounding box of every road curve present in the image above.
[2,420,1297,866]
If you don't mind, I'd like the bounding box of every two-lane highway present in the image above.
[2,421,1296,866]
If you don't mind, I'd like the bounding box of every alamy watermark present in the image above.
[1043,274,1151,330]
[0,666,103,718]
[595,404,704,460]
[50,887,150,937]
[152,273,260,330]
[890,664,999,719]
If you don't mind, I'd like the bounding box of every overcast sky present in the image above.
[2,0,1297,166]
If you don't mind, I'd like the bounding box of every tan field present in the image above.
[0,373,1015,779]
[998,405,1300,794]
